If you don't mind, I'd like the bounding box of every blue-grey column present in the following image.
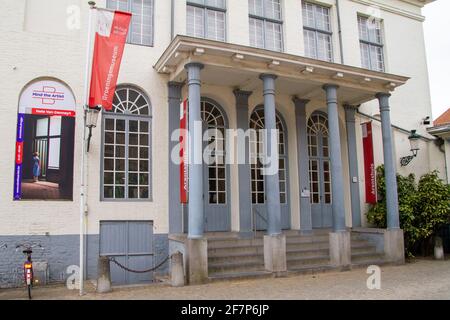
[344,105,362,228]
[234,90,253,237]
[293,98,312,233]
[260,74,281,236]
[185,63,204,239]
[168,82,183,234]
[376,93,400,229]
[323,85,346,232]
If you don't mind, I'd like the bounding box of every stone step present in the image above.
[208,238,263,249]
[351,245,378,255]
[208,271,273,282]
[287,264,335,274]
[208,261,265,274]
[208,246,263,257]
[208,253,263,264]
[286,241,328,251]
[286,248,329,259]
[286,235,329,244]
[287,255,330,268]
[351,252,385,264]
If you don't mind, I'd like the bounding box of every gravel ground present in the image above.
[1,258,449,300]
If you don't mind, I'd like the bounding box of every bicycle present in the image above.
[15,243,43,300]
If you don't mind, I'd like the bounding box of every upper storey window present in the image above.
[187,0,226,42]
[302,1,333,62]
[107,0,154,46]
[358,15,385,72]
[248,0,283,52]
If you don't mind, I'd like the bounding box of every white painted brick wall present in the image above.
[0,0,445,236]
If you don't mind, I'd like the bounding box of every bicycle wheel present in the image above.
[27,284,32,300]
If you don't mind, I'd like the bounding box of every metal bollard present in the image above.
[171,251,185,287]
[97,256,112,293]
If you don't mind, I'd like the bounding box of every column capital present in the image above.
[343,104,359,110]
[292,97,310,107]
[168,82,183,100]
[259,73,278,81]
[375,92,391,100]
[233,89,253,100]
[322,84,340,91]
[184,62,204,70]
[344,105,357,124]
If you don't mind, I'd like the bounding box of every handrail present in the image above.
[252,207,268,237]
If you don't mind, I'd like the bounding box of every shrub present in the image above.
[367,166,450,257]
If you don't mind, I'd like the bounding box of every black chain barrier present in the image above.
[108,255,170,274]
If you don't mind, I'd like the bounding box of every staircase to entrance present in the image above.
[208,229,386,281]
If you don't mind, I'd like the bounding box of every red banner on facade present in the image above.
[180,99,188,204]
[362,122,377,204]
[88,9,131,111]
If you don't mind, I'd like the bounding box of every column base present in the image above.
[384,229,405,264]
[329,231,351,269]
[264,234,287,276]
[186,238,208,285]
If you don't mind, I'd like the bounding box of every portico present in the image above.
[158,35,408,283]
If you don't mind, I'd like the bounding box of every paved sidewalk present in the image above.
[1,258,449,300]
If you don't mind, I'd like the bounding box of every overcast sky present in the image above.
[423,0,450,120]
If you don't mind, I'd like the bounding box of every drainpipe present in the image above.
[336,0,345,64]
[171,0,175,40]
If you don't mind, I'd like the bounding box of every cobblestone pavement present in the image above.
[1,258,449,300]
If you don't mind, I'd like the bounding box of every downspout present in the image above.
[336,0,345,64]
[171,0,175,40]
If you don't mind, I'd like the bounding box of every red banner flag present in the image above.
[88,9,131,110]
[362,122,377,204]
[180,99,189,204]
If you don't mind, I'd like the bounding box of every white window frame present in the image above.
[107,0,154,47]
[358,15,385,72]
[302,1,333,62]
[101,86,152,201]
[186,0,227,42]
[248,0,284,52]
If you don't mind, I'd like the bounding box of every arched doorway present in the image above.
[308,111,332,228]
[201,99,231,232]
[249,107,290,230]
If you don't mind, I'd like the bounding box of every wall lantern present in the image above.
[400,130,421,167]
[86,106,101,152]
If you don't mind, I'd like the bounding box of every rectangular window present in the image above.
[248,0,283,52]
[302,1,333,62]
[358,15,384,72]
[187,0,226,42]
[107,0,154,46]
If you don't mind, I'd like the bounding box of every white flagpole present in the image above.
[80,0,96,296]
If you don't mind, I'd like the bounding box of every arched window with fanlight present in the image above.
[202,100,227,205]
[249,109,288,205]
[308,111,332,228]
[201,98,231,232]
[249,107,290,230]
[101,86,152,200]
